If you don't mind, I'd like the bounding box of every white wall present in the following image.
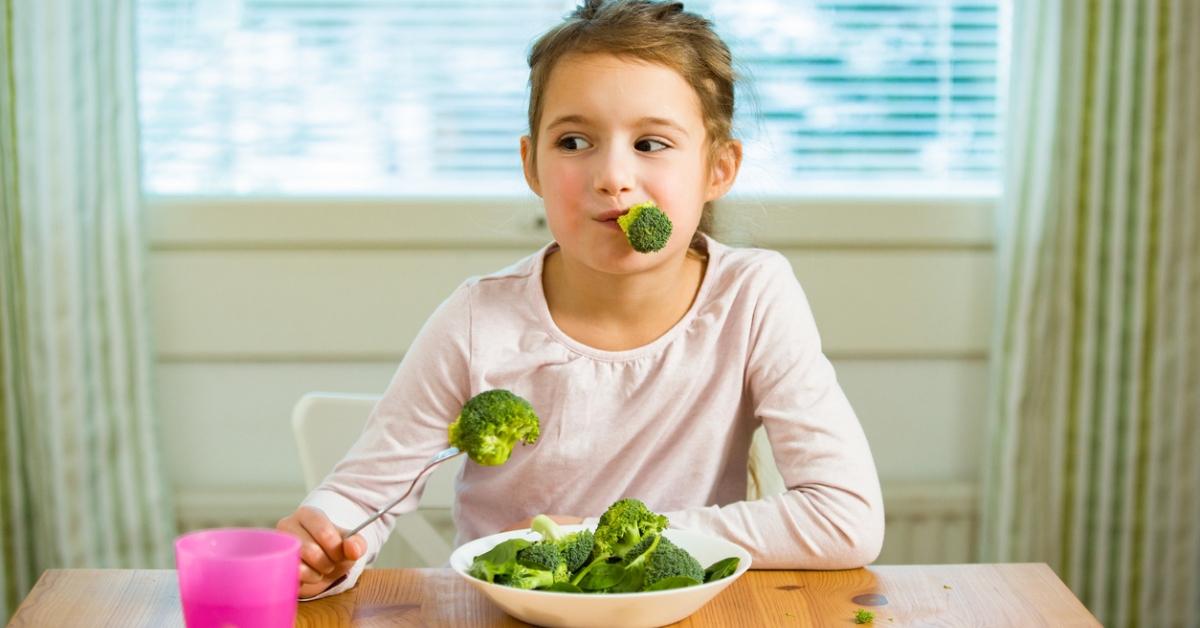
[147,196,995,544]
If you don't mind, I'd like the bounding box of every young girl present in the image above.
[277,0,884,600]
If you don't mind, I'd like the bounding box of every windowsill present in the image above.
[144,194,996,251]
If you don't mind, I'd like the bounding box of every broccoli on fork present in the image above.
[448,389,540,465]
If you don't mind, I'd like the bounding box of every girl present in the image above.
[278,0,884,600]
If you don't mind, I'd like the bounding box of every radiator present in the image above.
[876,482,979,564]
[176,481,980,567]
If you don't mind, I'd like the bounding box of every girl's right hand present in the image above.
[276,506,367,598]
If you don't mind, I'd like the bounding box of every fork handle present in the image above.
[341,446,462,539]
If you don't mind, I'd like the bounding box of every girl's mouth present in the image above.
[595,208,629,221]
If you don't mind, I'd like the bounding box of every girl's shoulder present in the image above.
[705,236,796,292]
[442,243,552,319]
[454,242,552,297]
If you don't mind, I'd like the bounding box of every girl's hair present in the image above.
[526,0,738,236]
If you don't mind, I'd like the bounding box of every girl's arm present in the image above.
[298,281,474,599]
[661,254,885,569]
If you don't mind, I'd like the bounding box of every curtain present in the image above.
[982,1,1200,627]
[1,0,177,618]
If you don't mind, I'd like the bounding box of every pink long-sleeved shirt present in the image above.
[302,234,884,598]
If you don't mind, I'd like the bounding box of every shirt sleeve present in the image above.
[298,281,473,600]
[660,253,885,570]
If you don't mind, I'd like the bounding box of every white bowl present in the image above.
[449,525,752,628]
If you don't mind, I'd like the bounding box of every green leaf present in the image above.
[608,567,645,593]
[644,575,702,591]
[577,562,627,591]
[703,557,740,582]
[544,582,584,593]
[468,538,532,582]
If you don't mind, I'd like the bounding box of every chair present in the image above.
[291,392,786,566]
[291,392,462,568]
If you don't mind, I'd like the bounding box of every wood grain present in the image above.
[8,564,1099,627]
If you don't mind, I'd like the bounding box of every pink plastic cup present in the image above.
[175,528,301,628]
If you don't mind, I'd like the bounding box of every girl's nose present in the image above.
[593,147,635,199]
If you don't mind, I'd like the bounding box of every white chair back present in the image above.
[291,392,461,567]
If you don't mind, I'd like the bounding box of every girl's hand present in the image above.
[502,514,584,532]
[276,506,367,598]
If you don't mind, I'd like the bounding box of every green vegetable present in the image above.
[703,557,740,582]
[531,514,595,573]
[607,533,662,592]
[467,538,531,583]
[617,201,673,253]
[576,561,628,592]
[511,542,569,588]
[854,608,875,624]
[570,498,668,587]
[643,536,704,589]
[448,389,540,465]
[467,497,738,594]
[592,498,670,562]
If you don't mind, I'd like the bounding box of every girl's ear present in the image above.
[704,139,743,202]
[520,135,542,197]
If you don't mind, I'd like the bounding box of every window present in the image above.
[137,0,1001,196]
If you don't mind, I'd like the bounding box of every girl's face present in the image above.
[520,53,739,274]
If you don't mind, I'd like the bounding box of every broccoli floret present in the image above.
[592,498,669,560]
[571,498,669,587]
[559,529,595,573]
[606,533,663,592]
[506,562,562,590]
[448,389,540,465]
[514,542,569,588]
[624,531,659,562]
[643,536,704,589]
[617,201,673,253]
[531,515,595,573]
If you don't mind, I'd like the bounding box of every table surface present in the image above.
[8,563,1100,627]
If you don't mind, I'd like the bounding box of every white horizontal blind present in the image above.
[136,0,1000,196]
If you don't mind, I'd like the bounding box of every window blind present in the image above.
[136,0,1000,195]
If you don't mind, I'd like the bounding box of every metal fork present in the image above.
[341,446,464,539]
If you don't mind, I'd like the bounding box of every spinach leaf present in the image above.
[703,557,739,582]
[468,538,532,583]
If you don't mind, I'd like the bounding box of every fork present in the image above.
[341,446,464,539]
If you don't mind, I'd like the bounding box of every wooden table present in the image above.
[8,564,1099,627]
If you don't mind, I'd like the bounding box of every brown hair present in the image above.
[526,0,738,235]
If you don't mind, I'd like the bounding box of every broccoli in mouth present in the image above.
[617,201,673,253]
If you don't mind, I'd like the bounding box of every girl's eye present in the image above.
[557,136,592,151]
[635,138,670,152]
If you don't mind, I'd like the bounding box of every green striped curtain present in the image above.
[982,1,1200,627]
[0,0,177,618]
